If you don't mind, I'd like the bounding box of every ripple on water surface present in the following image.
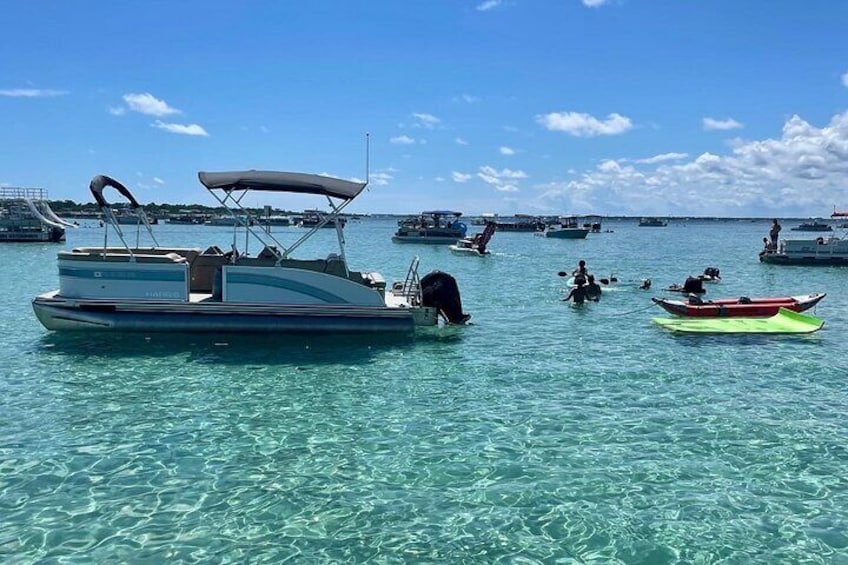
[2,220,848,562]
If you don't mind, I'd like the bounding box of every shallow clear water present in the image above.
[3,218,848,563]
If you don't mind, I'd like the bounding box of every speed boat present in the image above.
[543,217,590,239]
[32,171,471,333]
[449,222,496,256]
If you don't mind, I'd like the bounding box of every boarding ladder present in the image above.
[393,256,424,305]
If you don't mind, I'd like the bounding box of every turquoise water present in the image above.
[3,218,848,563]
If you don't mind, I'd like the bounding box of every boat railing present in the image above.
[393,256,423,304]
[0,187,49,201]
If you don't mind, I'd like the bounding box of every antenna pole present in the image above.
[365,132,370,186]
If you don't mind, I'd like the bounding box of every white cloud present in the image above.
[0,88,67,97]
[152,120,209,136]
[455,137,469,145]
[538,111,848,216]
[634,152,689,164]
[370,171,393,186]
[476,0,502,10]
[124,93,181,117]
[107,106,126,116]
[842,71,848,88]
[583,0,611,6]
[500,146,515,156]
[390,135,416,145]
[536,111,632,137]
[153,177,165,185]
[597,159,622,173]
[703,117,743,131]
[452,172,472,183]
[411,112,441,129]
[458,94,479,103]
[478,165,527,192]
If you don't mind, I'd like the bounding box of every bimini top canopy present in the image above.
[198,171,368,201]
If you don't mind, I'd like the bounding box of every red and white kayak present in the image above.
[651,293,825,317]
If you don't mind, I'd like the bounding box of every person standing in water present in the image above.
[586,274,602,302]
[562,276,588,304]
[769,219,781,249]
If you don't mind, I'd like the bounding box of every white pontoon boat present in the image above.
[32,172,470,333]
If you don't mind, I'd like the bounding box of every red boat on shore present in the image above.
[651,293,826,317]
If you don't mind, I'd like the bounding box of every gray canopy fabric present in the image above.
[198,171,368,200]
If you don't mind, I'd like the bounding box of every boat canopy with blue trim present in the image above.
[198,171,368,201]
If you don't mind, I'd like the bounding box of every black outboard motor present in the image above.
[420,271,471,324]
[682,276,705,294]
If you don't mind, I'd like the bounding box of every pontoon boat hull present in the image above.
[32,292,435,333]
[392,235,463,244]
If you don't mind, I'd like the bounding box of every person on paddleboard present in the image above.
[572,259,588,278]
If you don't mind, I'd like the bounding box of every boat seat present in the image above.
[190,253,231,292]
[59,250,190,263]
[65,247,201,264]
[258,245,280,259]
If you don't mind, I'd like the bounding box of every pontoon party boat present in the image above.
[32,172,470,333]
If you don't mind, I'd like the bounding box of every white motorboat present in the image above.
[543,217,590,239]
[32,171,471,333]
[449,221,496,256]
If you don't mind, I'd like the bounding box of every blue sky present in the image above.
[2,1,847,217]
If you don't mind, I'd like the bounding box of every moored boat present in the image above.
[299,209,345,228]
[639,217,668,227]
[652,293,825,317]
[32,171,471,334]
[760,235,848,265]
[494,214,545,232]
[543,217,590,239]
[790,219,832,232]
[392,210,467,244]
[0,187,75,243]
